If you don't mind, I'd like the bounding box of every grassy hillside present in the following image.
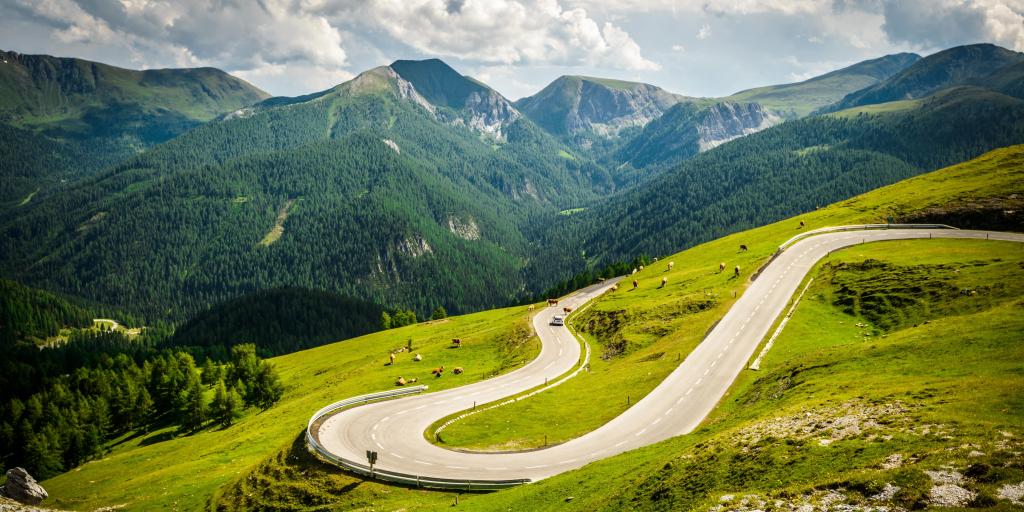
[728,52,919,117]
[435,144,1024,450]
[824,44,1024,113]
[146,145,1024,512]
[533,84,1024,286]
[466,237,1024,511]
[0,50,268,137]
[41,304,541,511]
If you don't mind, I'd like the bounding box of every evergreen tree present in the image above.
[181,374,206,432]
[431,306,447,320]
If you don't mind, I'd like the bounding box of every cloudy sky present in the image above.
[3,0,1023,100]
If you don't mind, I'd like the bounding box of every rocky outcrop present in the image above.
[515,75,687,137]
[446,216,480,240]
[397,235,432,258]
[617,100,780,169]
[3,468,47,505]
[459,90,521,140]
[696,102,780,151]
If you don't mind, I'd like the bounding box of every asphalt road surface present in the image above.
[316,228,1023,483]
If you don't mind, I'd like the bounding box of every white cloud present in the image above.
[11,0,349,86]
[334,0,660,71]
[879,0,1023,52]
[672,44,686,52]
[697,24,712,40]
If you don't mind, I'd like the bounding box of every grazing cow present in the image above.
[452,367,464,375]
[734,265,741,277]
[632,279,639,289]
[432,366,445,377]
[388,353,396,365]
[563,306,573,314]
[660,277,668,288]
[667,261,675,271]
[548,298,559,306]
[451,338,462,348]
[611,283,619,291]
[528,304,535,312]
[719,262,726,273]
[799,220,805,228]
[739,244,748,252]
[395,376,407,386]
[413,353,422,362]
[409,377,418,383]
[639,265,644,271]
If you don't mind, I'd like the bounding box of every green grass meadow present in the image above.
[39,146,1024,511]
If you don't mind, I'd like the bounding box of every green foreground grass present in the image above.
[40,146,1024,511]
[42,306,539,511]
[436,144,1024,451]
[461,238,1024,511]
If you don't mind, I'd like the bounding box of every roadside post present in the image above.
[366,450,378,479]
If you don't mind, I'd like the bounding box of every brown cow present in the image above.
[660,276,668,288]
[799,220,805,229]
[451,338,462,348]
[395,376,407,386]
[563,306,573,314]
[431,366,445,377]
[452,367,464,375]
[719,262,726,273]
[734,265,741,277]
[739,244,748,252]
[632,279,639,289]
[547,298,559,306]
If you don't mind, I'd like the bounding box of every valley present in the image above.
[0,28,1022,512]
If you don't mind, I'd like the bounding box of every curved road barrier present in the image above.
[311,228,1023,488]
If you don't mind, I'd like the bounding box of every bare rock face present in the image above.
[4,468,48,505]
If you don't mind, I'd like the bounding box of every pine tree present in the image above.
[182,375,206,432]
[210,380,241,428]
[431,306,447,320]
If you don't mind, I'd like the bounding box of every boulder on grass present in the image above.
[4,467,48,505]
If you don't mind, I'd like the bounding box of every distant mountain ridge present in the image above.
[728,52,921,117]
[514,75,688,138]
[0,49,269,141]
[823,44,1024,112]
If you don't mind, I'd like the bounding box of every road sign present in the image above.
[366,450,378,465]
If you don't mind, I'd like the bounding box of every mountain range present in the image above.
[2,43,1023,325]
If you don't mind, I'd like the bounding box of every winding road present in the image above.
[313,228,1024,485]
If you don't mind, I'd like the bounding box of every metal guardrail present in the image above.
[777,223,957,252]
[306,386,530,490]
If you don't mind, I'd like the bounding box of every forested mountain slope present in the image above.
[530,83,1024,282]
[0,61,608,322]
[0,50,269,204]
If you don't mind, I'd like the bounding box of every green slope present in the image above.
[41,303,541,511]
[37,145,1021,511]
[532,83,1024,286]
[0,49,269,139]
[468,238,1024,511]
[436,144,1024,451]
[0,50,271,205]
[0,64,609,322]
[727,52,920,117]
[824,43,1024,113]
